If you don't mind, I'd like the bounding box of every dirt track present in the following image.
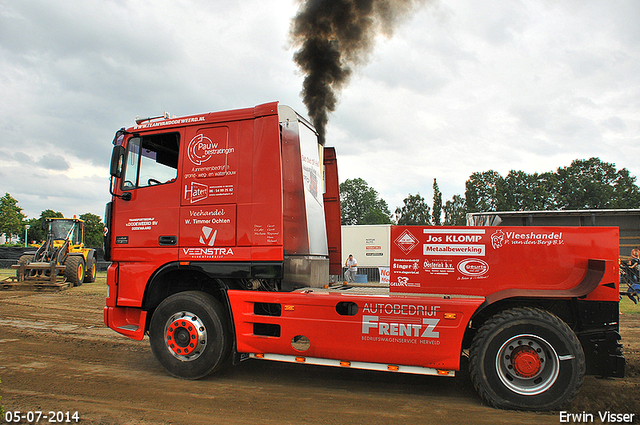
[0,276,638,425]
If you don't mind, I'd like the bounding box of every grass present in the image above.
[0,268,14,280]
[619,295,640,315]
[94,270,107,283]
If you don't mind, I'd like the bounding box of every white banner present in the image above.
[379,266,390,284]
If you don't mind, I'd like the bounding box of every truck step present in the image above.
[249,353,455,377]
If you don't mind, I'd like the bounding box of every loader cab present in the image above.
[45,218,83,247]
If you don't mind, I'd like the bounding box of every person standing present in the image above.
[628,248,640,283]
[344,254,358,284]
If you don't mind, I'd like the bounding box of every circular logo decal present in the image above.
[457,258,489,277]
[187,134,214,165]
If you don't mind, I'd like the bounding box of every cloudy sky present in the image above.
[1,0,639,220]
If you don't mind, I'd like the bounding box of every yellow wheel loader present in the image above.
[12,217,97,288]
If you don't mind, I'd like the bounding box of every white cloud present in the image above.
[0,0,639,219]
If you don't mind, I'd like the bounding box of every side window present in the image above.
[75,223,83,245]
[122,133,179,190]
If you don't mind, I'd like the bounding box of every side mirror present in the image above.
[110,145,125,178]
[112,128,126,146]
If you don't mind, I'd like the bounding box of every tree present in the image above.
[555,158,640,209]
[395,193,431,225]
[443,194,466,226]
[432,179,442,225]
[464,170,505,213]
[462,157,640,214]
[0,193,25,243]
[502,170,556,211]
[80,213,105,248]
[611,167,640,208]
[339,178,393,225]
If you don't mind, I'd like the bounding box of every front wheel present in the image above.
[18,254,34,266]
[64,256,85,287]
[149,291,232,379]
[17,255,36,277]
[469,307,585,410]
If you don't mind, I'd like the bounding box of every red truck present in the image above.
[104,102,624,410]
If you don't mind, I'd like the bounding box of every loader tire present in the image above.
[149,291,232,380]
[64,256,85,287]
[17,255,36,277]
[18,254,33,266]
[84,258,96,283]
[469,307,585,411]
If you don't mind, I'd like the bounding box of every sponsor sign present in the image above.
[361,302,441,345]
[180,205,236,247]
[187,131,234,166]
[490,229,564,248]
[423,259,454,276]
[394,229,419,254]
[457,258,489,277]
[181,247,235,259]
[125,217,158,231]
[423,243,484,256]
[379,267,390,284]
[182,127,238,206]
[184,182,234,204]
[392,259,420,275]
[133,116,205,130]
[390,225,614,296]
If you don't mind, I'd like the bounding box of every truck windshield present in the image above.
[122,133,179,190]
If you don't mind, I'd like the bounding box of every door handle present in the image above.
[158,236,177,245]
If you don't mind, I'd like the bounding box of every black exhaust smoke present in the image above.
[291,0,426,144]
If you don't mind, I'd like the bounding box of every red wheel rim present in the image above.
[166,319,199,355]
[511,346,542,378]
[164,311,207,360]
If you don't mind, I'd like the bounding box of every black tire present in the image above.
[17,254,37,277]
[469,307,585,410]
[64,256,85,287]
[18,254,33,266]
[149,291,232,380]
[84,258,96,283]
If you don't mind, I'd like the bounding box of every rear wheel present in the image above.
[64,256,85,287]
[84,258,96,283]
[149,291,232,379]
[469,307,585,410]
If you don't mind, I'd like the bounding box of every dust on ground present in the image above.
[0,276,638,425]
